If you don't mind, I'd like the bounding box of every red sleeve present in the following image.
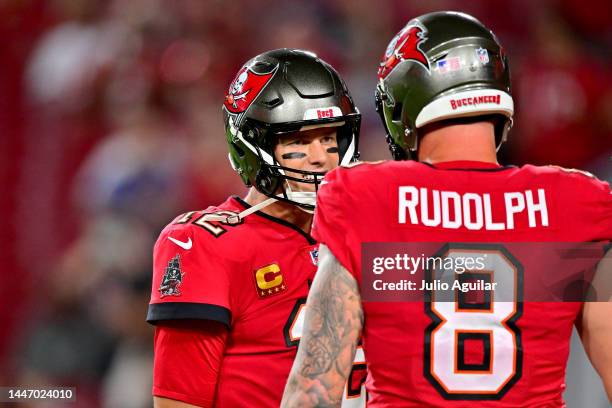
[559,168,612,241]
[585,176,612,240]
[312,167,361,283]
[153,320,228,407]
[147,221,233,327]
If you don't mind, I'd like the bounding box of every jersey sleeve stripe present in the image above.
[146,302,231,328]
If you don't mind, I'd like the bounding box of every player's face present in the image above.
[274,127,339,193]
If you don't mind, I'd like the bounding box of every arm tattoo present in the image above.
[282,245,363,407]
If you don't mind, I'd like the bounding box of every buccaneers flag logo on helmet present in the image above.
[378,22,430,79]
[224,65,278,114]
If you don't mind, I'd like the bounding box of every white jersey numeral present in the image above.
[424,245,523,399]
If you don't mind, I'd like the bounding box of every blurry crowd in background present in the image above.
[1,0,611,407]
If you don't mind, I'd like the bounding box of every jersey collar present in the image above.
[424,161,513,172]
[231,196,316,245]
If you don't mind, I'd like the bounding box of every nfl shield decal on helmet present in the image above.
[476,47,490,64]
[378,22,430,79]
[159,254,185,298]
[224,64,278,114]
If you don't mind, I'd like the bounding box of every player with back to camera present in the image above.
[146,49,367,407]
[282,11,612,407]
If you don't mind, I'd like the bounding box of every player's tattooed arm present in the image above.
[281,244,363,408]
[577,248,612,402]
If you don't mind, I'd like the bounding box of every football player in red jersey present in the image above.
[283,11,612,407]
[146,49,366,407]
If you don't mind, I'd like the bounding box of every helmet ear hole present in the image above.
[255,166,281,196]
[232,142,246,158]
[392,103,403,121]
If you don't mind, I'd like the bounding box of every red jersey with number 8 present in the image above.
[312,160,612,407]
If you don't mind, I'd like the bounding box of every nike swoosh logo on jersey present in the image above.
[168,236,192,250]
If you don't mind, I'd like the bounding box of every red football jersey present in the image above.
[148,196,367,407]
[312,160,612,407]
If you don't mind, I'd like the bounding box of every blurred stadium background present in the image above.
[1,0,610,406]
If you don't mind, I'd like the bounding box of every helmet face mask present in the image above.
[375,11,514,160]
[224,49,360,211]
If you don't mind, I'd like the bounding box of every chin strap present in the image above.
[201,169,323,225]
[283,181,317,213]
[290,194,315,214]
[200,197,278,224]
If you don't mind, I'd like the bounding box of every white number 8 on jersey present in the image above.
[424,245,523,400]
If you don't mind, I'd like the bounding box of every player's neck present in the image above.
[243,188,313,233]
[417,121,498,165]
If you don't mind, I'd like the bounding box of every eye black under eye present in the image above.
[282,152,307,159]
